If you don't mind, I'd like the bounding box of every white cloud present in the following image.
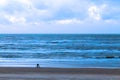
[54,18,82,24]
[4,15,26,23]
[88,5,101,21]
[0,0,120,33]
[18,0,30,4]
[0,0,7,6]
[105,19,118,24]
[88,4,108,21]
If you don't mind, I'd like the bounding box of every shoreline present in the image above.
[0,67,120,75]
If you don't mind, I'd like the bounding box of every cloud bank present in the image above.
[0,0,120,33]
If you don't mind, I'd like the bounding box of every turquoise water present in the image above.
[0,34,120,68]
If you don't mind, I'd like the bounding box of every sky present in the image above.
[0,0,120,34]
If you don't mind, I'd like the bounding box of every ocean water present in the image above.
[0,34,120,68]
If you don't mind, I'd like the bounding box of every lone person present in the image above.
[36,64,40,68]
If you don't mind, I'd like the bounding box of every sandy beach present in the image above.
[0,67,120,80]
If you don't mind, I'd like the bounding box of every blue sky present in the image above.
[0,0,120,34]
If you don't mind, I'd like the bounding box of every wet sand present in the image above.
[0,67,120,80]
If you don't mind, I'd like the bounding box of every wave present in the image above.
[0,50,120,59]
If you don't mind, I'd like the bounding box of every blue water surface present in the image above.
[0,34,120,68]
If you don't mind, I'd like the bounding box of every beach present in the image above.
[0,67,120,80]
[0,34,120,80]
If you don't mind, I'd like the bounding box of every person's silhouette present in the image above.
[36,64,40,68]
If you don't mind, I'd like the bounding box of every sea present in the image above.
[0,34,120,68]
